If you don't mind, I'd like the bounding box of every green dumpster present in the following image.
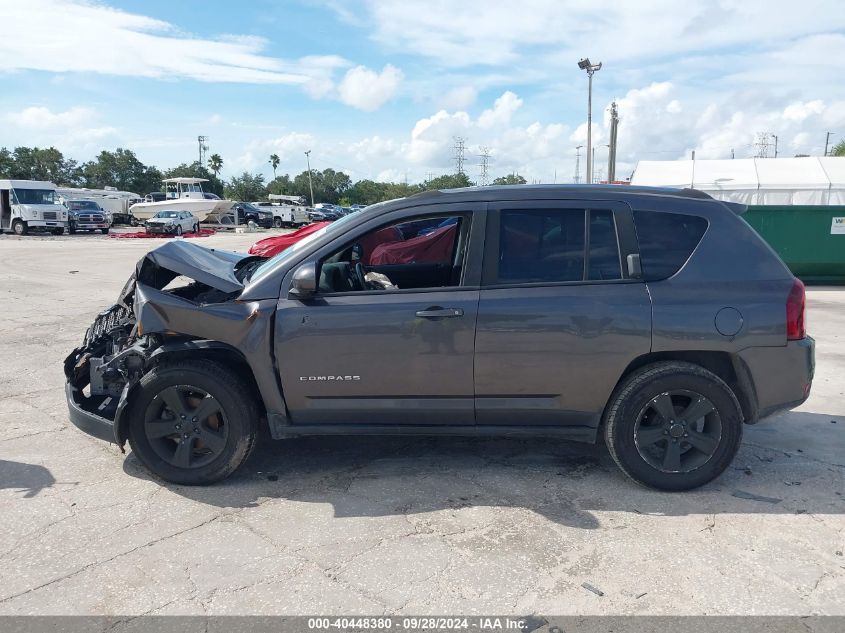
[742,205,845,284]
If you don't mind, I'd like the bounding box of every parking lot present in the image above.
[0,230,842,616]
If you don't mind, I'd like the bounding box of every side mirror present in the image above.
[289,262,317,299]
[626,254,643,279]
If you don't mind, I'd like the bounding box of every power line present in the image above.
[477,146,491,185]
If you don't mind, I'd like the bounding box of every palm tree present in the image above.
[269,153,280,179]
[208,153,223,177]
[832,140,845,157]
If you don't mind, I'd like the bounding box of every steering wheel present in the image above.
[354,262,368,290]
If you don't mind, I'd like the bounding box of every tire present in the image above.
[193,223,199,234]
[127,360,259,485]
[175,225,183,236]
[101,228,109,234]
[603,361,743,491]
[12,219,27,236]
[273,217,283,228]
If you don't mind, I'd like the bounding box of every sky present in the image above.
[1,0,844,188]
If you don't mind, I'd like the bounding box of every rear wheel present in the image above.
[192,223,199,234]
[12,219,27,236]
[604,362,743,491]
[273,217,283,228]
[127,360,259,485]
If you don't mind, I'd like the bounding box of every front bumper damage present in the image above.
[63,240,270,447]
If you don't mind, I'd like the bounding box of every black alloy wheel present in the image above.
[143,385,229,469]
[633,390,721,473]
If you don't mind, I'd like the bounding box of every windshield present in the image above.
[249,212,359,285]
[69,200,100,210]
[13,188,56,205]
[153,211,179,219]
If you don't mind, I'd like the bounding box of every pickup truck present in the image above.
[64,185,814,490]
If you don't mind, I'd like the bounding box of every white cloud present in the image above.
[0,0,349,95]
[338,64,403,111]
[438,86,478,110]
[477,91,523,129]
[3,106,118,152]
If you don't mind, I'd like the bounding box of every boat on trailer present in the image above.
[129,178,233,222]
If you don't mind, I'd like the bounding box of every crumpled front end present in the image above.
[63,240,266,445]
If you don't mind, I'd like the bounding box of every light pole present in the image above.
[304,150,315,207]
[578,58,602,184]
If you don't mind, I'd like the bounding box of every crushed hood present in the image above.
[135,240,252,294]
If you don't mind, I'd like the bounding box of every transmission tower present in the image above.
[453,136,467,175]
[753,132,773,158]
[197,135,209,166]
[574,145,584,183]
[478,146,491,185]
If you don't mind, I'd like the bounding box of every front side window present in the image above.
[497,209,585,283]
[318,215,467,293]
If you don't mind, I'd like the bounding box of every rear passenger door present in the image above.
[474,200,652,432]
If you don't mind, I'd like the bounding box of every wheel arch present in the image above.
[606,351,759,425]
[115,339,267,446]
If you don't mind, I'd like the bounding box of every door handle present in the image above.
[415,307,464,319]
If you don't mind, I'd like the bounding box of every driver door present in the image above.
[274,204,485,427]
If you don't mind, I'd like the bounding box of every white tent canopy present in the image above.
[631,157,845,205]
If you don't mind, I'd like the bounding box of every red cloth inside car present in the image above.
[368,224,457,265]
[248,222,330,258]
[359,225,403,264]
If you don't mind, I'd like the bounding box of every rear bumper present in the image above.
[739,336,815,421]
[65,381,118,444]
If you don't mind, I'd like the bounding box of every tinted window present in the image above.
[633,211,708,280]
[498,209,585,283]
[588,210,621,280]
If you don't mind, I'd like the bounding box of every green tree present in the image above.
[208,153,223,177]
[3,146,82,184]
[81,148,161,194]
[269,153,280,179]
[225,172,266,202]
[0,148,12,178]
[492,173,527,185]
[424,173,474,190]
[832,140,845,157]
[266,174,295,196]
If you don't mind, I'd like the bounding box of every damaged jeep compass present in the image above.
[64,186,814,490]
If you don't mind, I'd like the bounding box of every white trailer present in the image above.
[267,194,310,228]
[0,180,68,235]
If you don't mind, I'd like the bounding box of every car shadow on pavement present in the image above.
[0,459,56,498]
[121,421,844,530]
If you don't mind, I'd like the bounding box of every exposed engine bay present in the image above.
[63,241,270,442]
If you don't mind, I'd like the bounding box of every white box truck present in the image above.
[0,180,69,235]
[267,194,310,228]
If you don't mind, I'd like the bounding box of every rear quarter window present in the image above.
[633,211,708,280]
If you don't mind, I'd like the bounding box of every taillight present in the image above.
[786,278,806,341]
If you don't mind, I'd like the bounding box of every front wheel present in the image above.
[604,361,743,491]
[12,219,27,236]
[127,360,259,485]
[175,225,183,236]
[101,228,109,234]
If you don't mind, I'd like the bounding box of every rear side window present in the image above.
[633,211,707,280]
[588,210,622,280]
[498,209,585,283]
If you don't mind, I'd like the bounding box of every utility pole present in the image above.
[197,135,209,166]
[477,146,490,185]
[577,58,602,185]
[592,148,596,183]
[773,134,779,158]
[453,136,466,175]
[824,132,835,156]
[304,150,314,207]
[607,101,618,183]
[574,145,583,184]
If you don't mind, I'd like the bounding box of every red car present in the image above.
[248,222,330,258]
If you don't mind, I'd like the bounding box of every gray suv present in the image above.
[64,186,814,490]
